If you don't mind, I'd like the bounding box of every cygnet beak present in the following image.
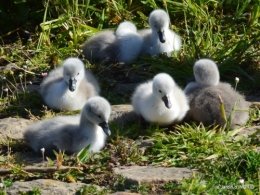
[69,78,77,92]
[158,30,166,43]
[162,95,172,109]
[99,121,111,136]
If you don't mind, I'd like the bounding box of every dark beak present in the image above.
[158,30,166,43]
[99,121,111,136]
[69,78,77,92]
[162,95,172,109]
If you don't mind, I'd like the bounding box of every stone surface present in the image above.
[0,117,33,141]
[237,126,260,137]
[113,166,195,186]
[6,179,102,195]
[110,105,138,126]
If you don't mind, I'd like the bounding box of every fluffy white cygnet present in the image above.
[132,73,189,125]
[40,57,100,111]
[115,21,144,64]
[184,58,249,129]
[81,30,118,64]
[138,9,182,56]
[23,96,111,154]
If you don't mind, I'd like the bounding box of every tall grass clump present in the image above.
[145,123,260,194]
[35,1,260,82]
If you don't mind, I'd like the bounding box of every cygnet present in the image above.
[23,96,111,154]
[115,21,144,64]
[132,73,189,125]
[138,9,182,56]
[184,59,249,129]
[81,30,118,64]
[40,57,100,111]
[184,58,220,100]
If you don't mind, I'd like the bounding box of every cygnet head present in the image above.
[149,9,170,43]
[152,73,175,109]
[62,58,85,92]
[116,21,137,36]
[193,59,220,86]
[82,96,111,136]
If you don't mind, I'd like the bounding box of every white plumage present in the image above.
[115,21,144,64]
[132,73,189,125]
[24,96,111,154]
[138,9,182,56]
[40,57,100,111]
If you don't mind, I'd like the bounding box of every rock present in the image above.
[110,105,139,126]
[113,166,195,187]
[0,117,33,141]
[6,179,102,195]
[236,126,260,137]
[234,126,260,153]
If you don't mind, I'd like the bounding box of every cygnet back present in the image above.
[81,30,118,64]
[189,83,249,129]
[185,58,249,129]
[24,96,111,154]
[115,21,144,64]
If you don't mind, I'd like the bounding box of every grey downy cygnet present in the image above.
[115,21,144,64]
[138,9,182,57]
[23,96,111,154]
[132,73,189,125]
[184,58,249,129]
[40,57,100,111]
[81,30,118,64]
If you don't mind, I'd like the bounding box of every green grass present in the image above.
[0,0,260,194]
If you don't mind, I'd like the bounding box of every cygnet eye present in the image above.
[77,72,79,75]
[66,73,69,76]
[159,90,162,93]
[97,115,102,119]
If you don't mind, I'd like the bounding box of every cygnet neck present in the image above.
[79,111,95,129]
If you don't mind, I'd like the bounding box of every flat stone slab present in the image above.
[110,105,138,126]
[6,179,102,195]
[237,126,260,137]
[0,117,33,141]
[113,166,195,186]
